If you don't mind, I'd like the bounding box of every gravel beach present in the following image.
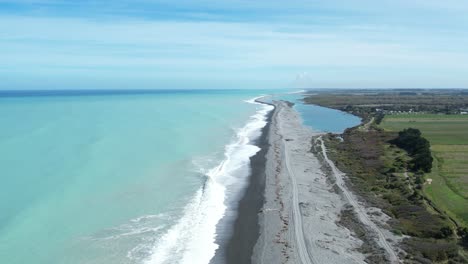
[220,99,402,264]
[251,100,401,264]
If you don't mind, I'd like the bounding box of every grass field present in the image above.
[380,114,468,226]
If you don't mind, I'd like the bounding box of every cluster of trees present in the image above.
[374,112,385,124]
[391,128,433,172]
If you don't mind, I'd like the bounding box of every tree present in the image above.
[391,128,433,172]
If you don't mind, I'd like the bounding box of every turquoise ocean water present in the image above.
[0,90,360,264]
[0,90,274,264]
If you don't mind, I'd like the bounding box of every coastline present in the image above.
[224,101,274,264]
[253,101,355,263]
[211,100,274,264]
[252,100,400,264]
[147,96,274,264]
[216,98,402,264]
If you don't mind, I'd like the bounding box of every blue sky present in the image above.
[1,0,468,89]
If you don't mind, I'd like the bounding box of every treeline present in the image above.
[325,130,462,262]
[391,128,433,172]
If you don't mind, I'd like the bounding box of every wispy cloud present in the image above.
[0,0,468,89]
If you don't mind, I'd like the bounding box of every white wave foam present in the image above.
[87,214,168,242]
[243,95,267,104]
[143,97,273,264]
[96,226,165,241]
[287,89,306,94]
[130,213,168,223]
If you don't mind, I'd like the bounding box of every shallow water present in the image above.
[275,93,362,133]
[0,89,273,264]
[0,89,359,264]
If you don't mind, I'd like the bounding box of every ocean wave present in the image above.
[130,214,171,223]
[86,214,169,242]
[243,95,267,104]
[142,97,273,264]
[96,226,165,241]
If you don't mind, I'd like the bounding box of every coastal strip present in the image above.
[210,99,274,264]
[149,98,273,264]
[252,100,402,264]
[223,101,274,264]
[219,99,402,264]
[317,137,400,263]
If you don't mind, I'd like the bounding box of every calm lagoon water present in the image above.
[276,93,362,133]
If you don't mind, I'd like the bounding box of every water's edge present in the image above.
[210,100,274,264]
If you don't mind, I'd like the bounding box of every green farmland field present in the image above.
[380,114,468,226]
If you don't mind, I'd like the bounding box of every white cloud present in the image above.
[0,7,468,89]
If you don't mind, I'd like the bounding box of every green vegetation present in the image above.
[324,129,464,262]
[304,89,468,263]
[382,114,468,145]
[390,128,433,173]
[381,114,468,227]
[303,90,468,116]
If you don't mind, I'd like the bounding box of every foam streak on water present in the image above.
[143,99,273,264]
